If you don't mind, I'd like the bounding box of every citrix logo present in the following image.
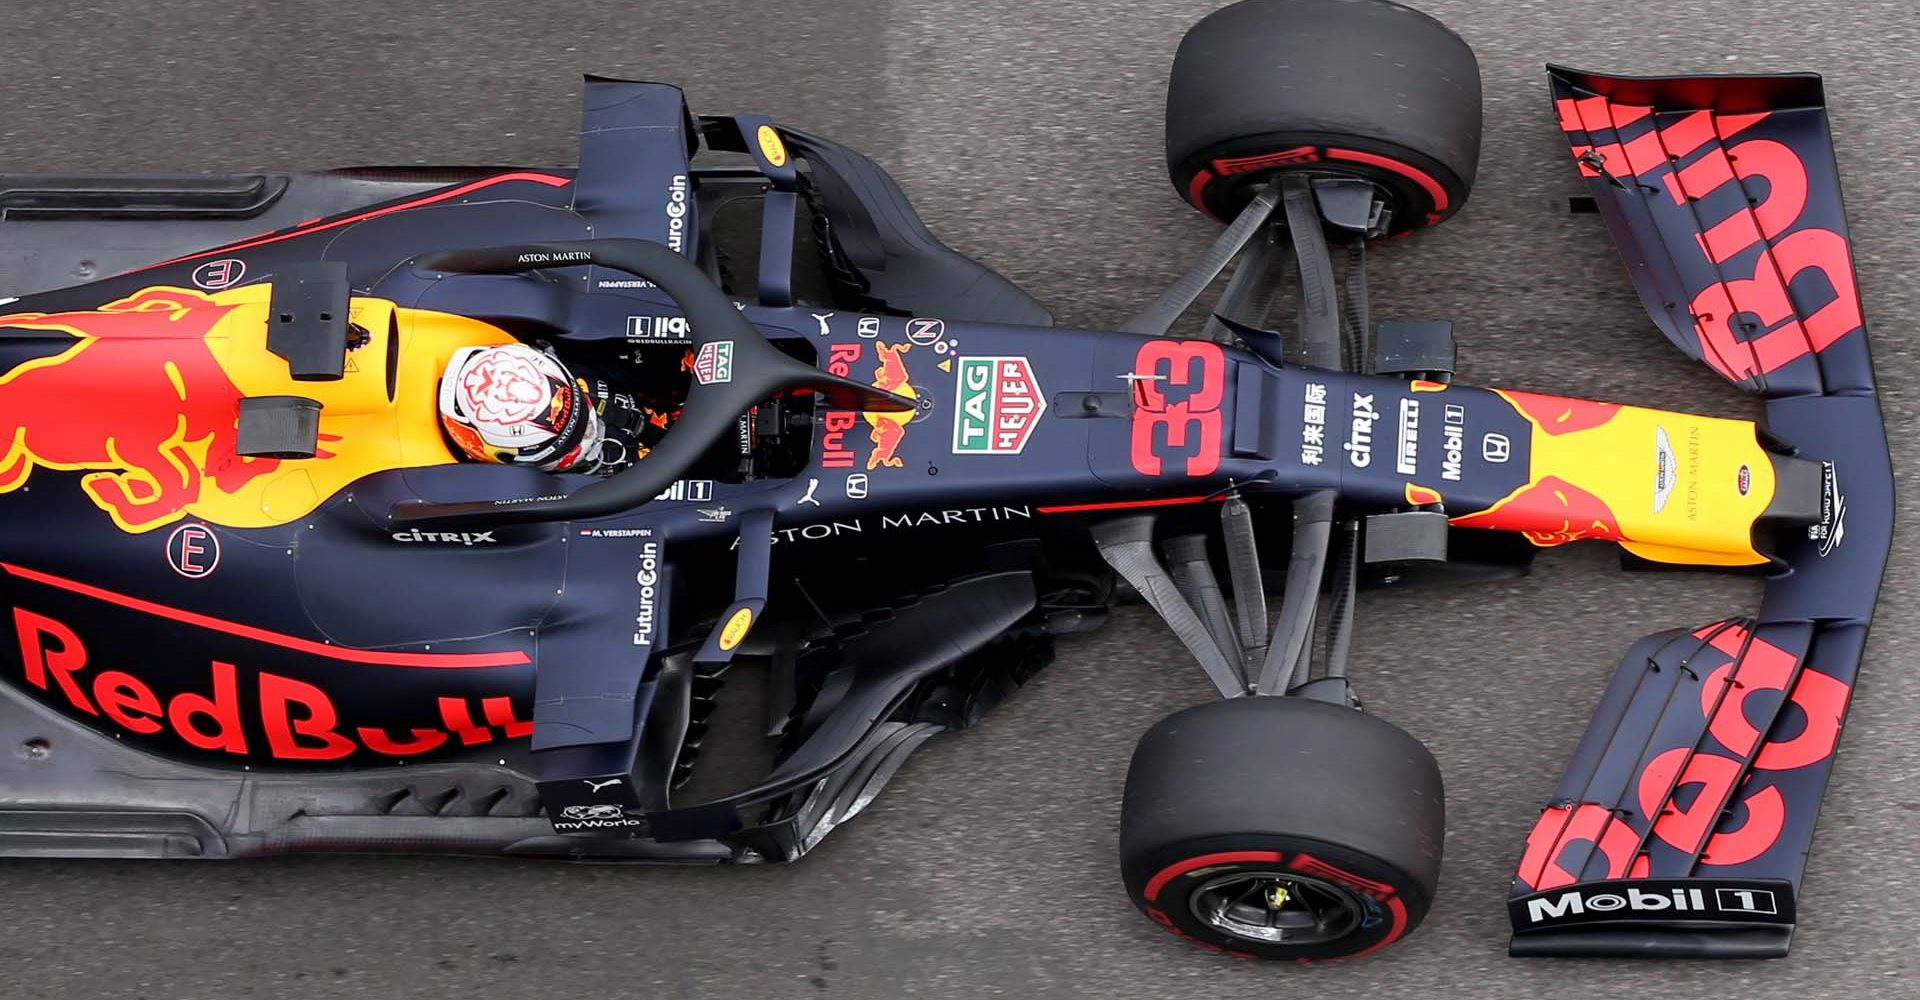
[391,529,497,546]
[1345,393,1379,468]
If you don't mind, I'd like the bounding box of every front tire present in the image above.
[1165,0,1482,232]
[1119,696,1445,960]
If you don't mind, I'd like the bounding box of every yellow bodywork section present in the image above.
[0,283,508,532]
[1479,388,1774,566]
[205,288,511,527]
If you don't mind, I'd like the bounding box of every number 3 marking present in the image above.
[1130,340,1225,477]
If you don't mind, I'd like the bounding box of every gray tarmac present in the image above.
[0,1,1914,997]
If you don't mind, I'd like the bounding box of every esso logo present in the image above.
[166,523,220,579]
[190,258,246,290]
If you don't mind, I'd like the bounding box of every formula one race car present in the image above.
[0,0,1886,964]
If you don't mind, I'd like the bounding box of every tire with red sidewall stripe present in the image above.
[1120,697,1444,960]
[1165,0,1481,233]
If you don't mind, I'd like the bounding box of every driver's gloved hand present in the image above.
[579,381,656,475]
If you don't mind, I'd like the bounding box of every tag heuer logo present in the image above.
[694,341,734,385]
[953,356,1045,455]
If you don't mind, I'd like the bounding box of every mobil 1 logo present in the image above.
[1510,878,1795,932]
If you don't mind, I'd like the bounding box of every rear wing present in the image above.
[1508,67,1891,958]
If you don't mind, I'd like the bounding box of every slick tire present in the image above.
[1119,696,1444,960]
[1165,0,1482,232]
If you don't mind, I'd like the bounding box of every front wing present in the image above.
[1508,68,1891,958]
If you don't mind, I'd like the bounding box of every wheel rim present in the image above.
[1187,870,1364,946]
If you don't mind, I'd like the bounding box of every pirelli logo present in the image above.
[1510,878,1795,932]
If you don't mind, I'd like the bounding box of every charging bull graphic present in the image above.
[0,283,479,534]
[1452,475,1622,547]
[1444,388,1775,563]
[0,287,283,532]
[864,342,915,470]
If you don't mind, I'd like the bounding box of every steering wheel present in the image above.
[388,238,912,527]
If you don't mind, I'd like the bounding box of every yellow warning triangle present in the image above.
[937,358,952,372]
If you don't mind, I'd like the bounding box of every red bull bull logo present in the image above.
[0,283,508,534]
[1502,390,1621,436]
[1451,474,1621,547]
[863,342,916,470]
[0,287,281,532]
[1452,387,1769,562]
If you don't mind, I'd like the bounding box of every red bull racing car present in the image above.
[0,0,1888,963]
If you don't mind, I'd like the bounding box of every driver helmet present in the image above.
[438,344,605,472]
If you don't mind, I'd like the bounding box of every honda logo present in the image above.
[1482,433,1511,463]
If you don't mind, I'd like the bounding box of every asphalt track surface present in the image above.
[1,1,1916,997]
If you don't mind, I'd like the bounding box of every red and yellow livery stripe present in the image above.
[1451,389,1774,566]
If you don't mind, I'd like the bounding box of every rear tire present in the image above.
[1119,696,1445,960]
[1165,0,1482,232]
